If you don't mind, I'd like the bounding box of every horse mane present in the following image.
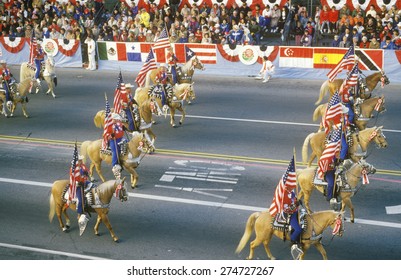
[96,180,117,198]
[180,57,195,73]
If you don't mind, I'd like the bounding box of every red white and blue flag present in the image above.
[153,27,170,50]
[317,129,342,179]
[185,45,196,62]
[323,91,343,134]
[135,48,157,87]
[344,62,359,87]
[69,143,79,201]
[113,71,125,114]
[327,45,355,82]
[28,30,37,65]
[102,95,112,150]
[269,156,297,217]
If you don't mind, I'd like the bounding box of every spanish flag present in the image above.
[313,47,347,69]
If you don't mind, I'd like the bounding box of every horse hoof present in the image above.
[113,238,119,243]
[62,227,68,232]
[350,219,355,223]
[179,121,182,125]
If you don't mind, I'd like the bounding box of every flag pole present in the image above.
[293,147,298,196]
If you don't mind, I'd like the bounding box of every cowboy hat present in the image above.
[159,63,167,68]
[125,83,134,88]
[112,113,122,120]
[78,155,84,160]
[0,60,6,64]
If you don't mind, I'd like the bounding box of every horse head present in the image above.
[133,131,154,154]
[370,126,388,149]
[375,96,386,114]
[115,177,129,202]
[192,56,205,71]
[380,69,390,86]
[331,211,345,237]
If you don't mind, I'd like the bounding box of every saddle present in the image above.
[100,139,128,156]
[62,182,102,210]
[271,208,308,234]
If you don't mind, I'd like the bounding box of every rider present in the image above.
[0,60,14,107]
[283,188,303,255]
[108,113,126,175]
[34,41,45,84]
[155,63,169,108]
[121,83,138,132]
[71,155,91,218]
[166,47,179,85]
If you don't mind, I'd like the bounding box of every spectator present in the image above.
[331,34,340,47]
[366,5,377,19]
[381,35,396,49]
[369,37,380,49]
[339,34,351,48]
[201,32,212,43]
[320,5,330,33]
[294,20,304,46]
[300,29,312,46]
[328,6,339,33]
[228,24,244,45]
[359,36,370,48]
[188,32,196,43]
[270,4,281,33]
[248,17,261,45]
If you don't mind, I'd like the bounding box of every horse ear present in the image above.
[122,177,126,184]
[377,125,383,130]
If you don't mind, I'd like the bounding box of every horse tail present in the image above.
[80,141,91,165]
[302,132,315,164]
[49,193,55,223]
[144,70,152,87]
[94,111,104,128]
[315,80,329,105]
[313,104,326,122]
[235,212,260,254]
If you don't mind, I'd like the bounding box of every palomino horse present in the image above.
[297,159,376,223]
[315,71,390,105]
[145,56,205,87]
[302,126,387,166]
[49,178,128,242]
[134,83,195,127]
[80,131,153,188]
[235,210,344,260]
[93,98,162,152]
[20,56,57,97]
[313,96,386,131]
[0,78,39,118]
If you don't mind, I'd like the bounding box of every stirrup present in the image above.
[291,244,303,260]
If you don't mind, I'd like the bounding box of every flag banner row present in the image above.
[279,46,383,71]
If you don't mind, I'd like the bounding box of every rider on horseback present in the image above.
[108,113,126,176]
[155,63,170,111]
[121,83,139,132]
[166,47,179,85]
[0,60,14,108]
[33,41,45,84]
[283,189,303,256]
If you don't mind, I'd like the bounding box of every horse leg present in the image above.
[341,195,355,223]
[302,191,314,214]
[93,162,106,182]
[262,233,275,260]
[99,212,119,242]
[313,242,328,260]
[307,152,316,167]
[55,204,68,232]
[169,107,176,127]
[178,106,185,125]
[63,207,71,230]
[247,237,264,260]
[128,167,138,189]
[21,102,29,118]
[94,214,102,236]
[10,103,16,117]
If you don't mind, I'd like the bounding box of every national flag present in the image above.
[153,27,170,50]
[135,48,157,87]
[28,30,37,65]
[323,91,343,134]
[68,143,79,201]
[185,45,196,61]
[185,43,217,64]
[327,45,355,82]
[102,95,112,150]
[126,42,151,62]
[269,156,297,217]
[97,41,127,61]
[313,47,350,69]
[113,71,125,114]
[279,46,314,68]
[317,129,342,179]
[355,49,383,71]
[344,62,359,87]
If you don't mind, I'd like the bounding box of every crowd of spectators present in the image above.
[0,0,400,50]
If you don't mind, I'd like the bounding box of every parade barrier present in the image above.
[1,37,400,83]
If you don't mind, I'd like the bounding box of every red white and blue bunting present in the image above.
[348,0,372,11]
[0,37,26,53]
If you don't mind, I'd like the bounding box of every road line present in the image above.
[0,242,110,260]
[1,177,401,229]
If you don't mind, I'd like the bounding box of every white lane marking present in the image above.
[1,177,401,228]
[0,242,110,260]
[386,205,401,215]
[182,115,401,133]
[155,184,233,199]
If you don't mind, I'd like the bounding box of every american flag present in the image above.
[28,30,37,65]
[327,45,355,82]
[317,129,342,179]
[185,45,196,62]
[323,91,343,134]
[69,143,79,201]
[153,27,170,50]
[135,48,157,87]
[269,156,297,217]
[344,62,359,87]
[113,71,125,114]
[102,95,112,150]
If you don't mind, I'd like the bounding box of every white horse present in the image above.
[20,56,57,98]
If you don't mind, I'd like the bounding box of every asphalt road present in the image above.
[0,67,400,261]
